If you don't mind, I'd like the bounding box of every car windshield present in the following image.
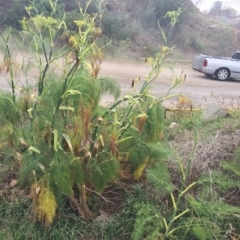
[232,53,240,60]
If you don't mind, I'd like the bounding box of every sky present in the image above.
[192,0,240,12]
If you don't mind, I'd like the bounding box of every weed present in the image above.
[204,92,240,110]
[0,0,178,229]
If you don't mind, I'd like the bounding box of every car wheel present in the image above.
[215,68,229,81]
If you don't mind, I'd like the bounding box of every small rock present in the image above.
[96,211,113,227]
[169,122,179,131]
[201,103,230,122]
[9,179,18,188]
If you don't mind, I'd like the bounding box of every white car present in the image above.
[192,51,240,80]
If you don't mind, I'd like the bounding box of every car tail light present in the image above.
[203,59,208,67]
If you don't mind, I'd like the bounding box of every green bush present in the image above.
[0,0,173,228]
[101,12,125,37]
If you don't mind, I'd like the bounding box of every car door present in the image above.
[231,53,240,78]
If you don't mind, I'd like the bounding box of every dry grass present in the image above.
[168,120,240,184]
[203,92,240,111]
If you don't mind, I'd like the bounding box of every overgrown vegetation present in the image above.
[0,0,172,231]
[1,0,240,239]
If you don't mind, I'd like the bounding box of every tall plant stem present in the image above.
[53,53,79,119]
[37,41,52,96]
[29,41,54,144]
[0,32,16,104]
[37,21,64,96]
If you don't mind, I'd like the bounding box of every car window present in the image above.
[232,53,240,60]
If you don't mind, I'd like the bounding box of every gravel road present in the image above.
[100,60,240,108]
[0,58,239,108]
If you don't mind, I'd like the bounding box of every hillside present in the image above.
[0,0,239,57]
[103,0,240,57]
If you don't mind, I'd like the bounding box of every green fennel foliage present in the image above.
[131,203,164,240]
[0,0,174,227]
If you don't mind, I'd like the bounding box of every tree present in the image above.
[0,0,28,28]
